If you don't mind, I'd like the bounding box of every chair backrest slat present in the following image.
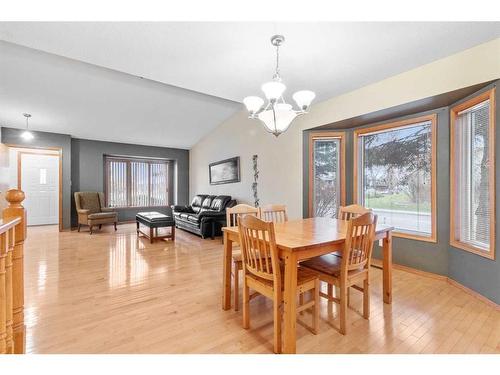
[259,204,288,223]
[226,204,259,227]
[342,212,377,274]
[238,215,280,285]
[338,204,372,221]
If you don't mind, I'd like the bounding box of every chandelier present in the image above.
[243,35,315,137]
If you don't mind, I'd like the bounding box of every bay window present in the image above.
[309,132,345,218]
[450,89,495,259]
[354,115,437,241]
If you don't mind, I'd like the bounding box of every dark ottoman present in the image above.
[136,211,175,243]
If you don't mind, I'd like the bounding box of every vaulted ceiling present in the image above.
[1,22,499,148]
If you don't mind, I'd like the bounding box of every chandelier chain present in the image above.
[275,43,280,79]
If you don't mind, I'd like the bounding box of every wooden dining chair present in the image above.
[259,204,288,223]
[238,215,319,353]
[338,204,372,220]
[333,204,372,257]
[300,212,377,335]
[226,204,259,311]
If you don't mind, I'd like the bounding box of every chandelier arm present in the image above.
[248,101,270,118]
[272,106,278,135]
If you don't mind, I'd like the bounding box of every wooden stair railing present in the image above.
[0,189,26,354]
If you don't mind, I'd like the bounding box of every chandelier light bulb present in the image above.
[257,103,298,136]
[261,81,286,101]
[293,90,316,111]
[243,96,264,114]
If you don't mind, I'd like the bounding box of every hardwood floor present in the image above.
[24,224,499,354]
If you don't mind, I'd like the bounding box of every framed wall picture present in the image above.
[209,157,240,185]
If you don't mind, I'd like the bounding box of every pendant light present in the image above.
[21,113,34,141]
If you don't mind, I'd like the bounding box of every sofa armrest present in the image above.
[225,199,237,210]
[171,205,193,213]
[77,209,89,224]
[100,207,116,213]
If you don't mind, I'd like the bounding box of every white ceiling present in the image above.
[1,22,499,148]
[0,40,239,149]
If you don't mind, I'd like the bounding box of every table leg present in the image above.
[171,226,175,241]
[150,227,154,244]
[283,251,298,354]
[136,221,139,234]
[222,231,233,310]
[382,232,392,304]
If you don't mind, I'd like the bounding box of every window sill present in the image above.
[450,239,495,260]
[393,231,437,243]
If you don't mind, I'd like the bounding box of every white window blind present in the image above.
[105,156,169,208]
[455,100,491,251]
[357,120,433,237]
[150,162,168,206]
[107,159,128,207]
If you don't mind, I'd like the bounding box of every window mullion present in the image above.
[126,160,131,207]
[148,162,152,207]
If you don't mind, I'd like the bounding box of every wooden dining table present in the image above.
[222,217,394,354]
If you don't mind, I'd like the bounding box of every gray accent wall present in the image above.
[0,127,189,229]
[71,138,189,225]
[303,81,499,304]
[1,127,72,229]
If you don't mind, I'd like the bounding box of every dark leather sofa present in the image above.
[171,195,236,239]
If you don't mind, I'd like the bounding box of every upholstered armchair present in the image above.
[74,192,118,234]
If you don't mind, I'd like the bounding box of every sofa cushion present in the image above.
[180,213,190,220]
[186,214,200,223]
[191,195,207,213]
[201,195,215,208]
[200,196,217,212]
[210,195,231,212]
[79,192,101,214]
[88,212,117,220]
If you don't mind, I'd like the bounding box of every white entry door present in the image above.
[20,153,59,226]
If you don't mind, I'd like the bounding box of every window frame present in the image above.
[308,131,346,218]
[353,114,437,242]
[450,88,496,260]
[104,155,170,209]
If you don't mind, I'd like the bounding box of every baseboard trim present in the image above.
[371,258,499,310]
[371,258,446,281]
[446,278,499,310]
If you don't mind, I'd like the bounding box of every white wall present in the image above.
[191,38,500,219]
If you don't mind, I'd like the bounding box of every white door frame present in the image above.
[16,147,63,231]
